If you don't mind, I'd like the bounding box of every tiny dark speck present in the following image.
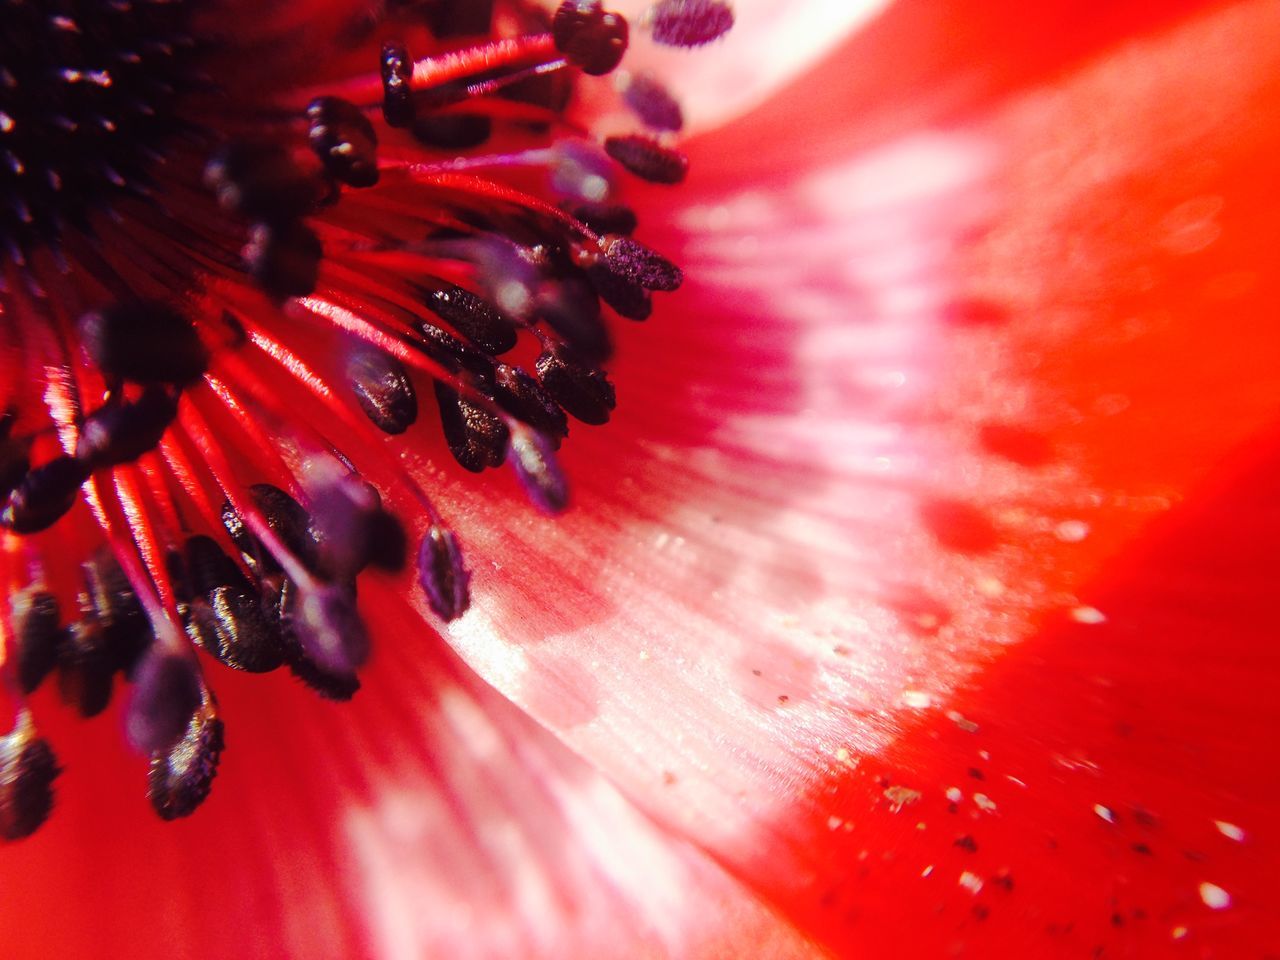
[968,767,985,780]
[1110,913,1125,928]
[971,905,989,921]
[1132,807,1159,827]
[776,694,789,704]
[751,668,761,676]
[954,834,978,852]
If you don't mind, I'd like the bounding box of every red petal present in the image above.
[0,612,823,958]
[434,0,1280,954]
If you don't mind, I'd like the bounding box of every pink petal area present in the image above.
[607,0,892,134]
[0,594,823,959]
[433,0,1280,954]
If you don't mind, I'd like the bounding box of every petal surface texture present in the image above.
[1,1,1277,958]
[0,621,823,959]
[439,0,1280,955]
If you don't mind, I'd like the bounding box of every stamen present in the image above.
[147,693,223,821]
[0,0,727,835]
[125,650,203,753]
[619,73,685,132]
[434,382,510,472]
[493,364,569,446]
[422,284,520,356]
[380,41,416,128]
[244,220,324,302]
[0,713,59,841]
[346,347,419,435]
[307,97,380,189]
[509,428,568,514]
[647,0,735,47]
[179,534,286,673]
[1,456,90,533]
[10,587,62,695]
[603,134,689,184]
[535,347,616,425]
[219,484,317,579]
[287,582,370,676]
[203,143,320,223]
[77,302,208,385]
[74,387,179,470]
[418,524,470,622]
[552,1,630,76]
[601,235,683,290]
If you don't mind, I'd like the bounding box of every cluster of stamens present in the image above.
[0,0,733,840]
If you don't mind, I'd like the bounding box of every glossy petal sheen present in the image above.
[435,0,1280,955]
[0,605,822,959]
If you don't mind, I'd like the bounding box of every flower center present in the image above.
[0,0,198,258]
[0,0,733,841]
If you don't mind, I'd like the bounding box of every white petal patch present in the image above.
[615,0,892,133]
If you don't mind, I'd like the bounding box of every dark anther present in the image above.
[493,364,569,444]
[534,273,614,363]
[183,535,250,596]
[10,588,63,695]
[421,285,517,356]
[603,135,688,184]
[243,219,323,301]
[567,201,637,237]
[535,347,616,425]
[221,484,317,577]
[204,142,318,222]
[1,456,90,534]
[0,430,30,503]
[147,695,224,820]
[620,73,684,131]
[411,113,493,150]
[126,650,203,753]
[552,1,630,76]
[75,386,179,470]
[649,0,734,47]
[189,586,286,673]
[510,430,568,514]
[347,348,419,435]
[77,301,208,386]
[307,96,380,188]
[57,619,115,718]
[289,583,370,676]
[418,323,498,384]
[0,718,60,841]
[82,551,152,673]
[586,261,652,320]
[286,648,361,700]
[309,472,407,577]
[602,236,683,290]
[434,382,509,472]
[415,524,469,621]
[381,41,415,128]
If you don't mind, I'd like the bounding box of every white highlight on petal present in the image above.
[1198,882,1231,910]
[616,0,893,133]
[1071,606,1108,624]
[1214,820,1246,842]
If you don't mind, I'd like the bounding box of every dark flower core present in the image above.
[0,0,730,838]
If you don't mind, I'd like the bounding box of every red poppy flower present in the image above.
[1,0,1278,957]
